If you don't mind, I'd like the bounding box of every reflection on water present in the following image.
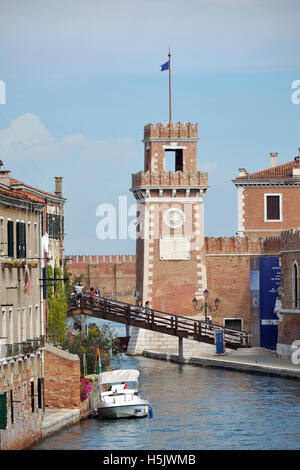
[30,353,300,450]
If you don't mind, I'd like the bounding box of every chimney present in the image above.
[55,177,63,197]
[238,168,248,177]
[270,152,278,168]
[0,168,11,187]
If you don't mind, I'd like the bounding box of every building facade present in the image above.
[275,229,300,358]
[233,151,300,238]
[0,169,66,449]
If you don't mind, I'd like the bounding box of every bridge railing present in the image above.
[67,294,250,347]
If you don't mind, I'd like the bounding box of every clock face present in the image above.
[163,208,185,229]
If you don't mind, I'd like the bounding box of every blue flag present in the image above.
[161,61,169,71]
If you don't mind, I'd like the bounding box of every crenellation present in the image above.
[205,236,265,255]
[144,121,198,140]
[280,227,300,250]
[264,236,281,254]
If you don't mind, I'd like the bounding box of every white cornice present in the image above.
[232,178,300,187]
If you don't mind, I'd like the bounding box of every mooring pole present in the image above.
[178,336,183,360]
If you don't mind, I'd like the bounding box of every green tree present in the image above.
[63,259,85,296]
[61,325,122,375]
[47,263,68,344]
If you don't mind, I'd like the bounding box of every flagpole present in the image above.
[168,48,171,123]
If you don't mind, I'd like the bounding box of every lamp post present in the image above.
[192,289,221,330]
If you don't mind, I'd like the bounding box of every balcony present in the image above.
[0,336,45,361]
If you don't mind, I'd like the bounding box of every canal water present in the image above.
[30,349,300,450]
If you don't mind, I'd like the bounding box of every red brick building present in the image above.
[275,229,300,358]
[233,151,300,238]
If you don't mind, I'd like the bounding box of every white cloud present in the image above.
[0,113,139,167]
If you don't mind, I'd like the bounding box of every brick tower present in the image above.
[131,121,209,317]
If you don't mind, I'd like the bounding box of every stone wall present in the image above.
[43,343,80,409]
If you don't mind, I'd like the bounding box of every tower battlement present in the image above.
[132,169,208,189]
[144,122,198,140]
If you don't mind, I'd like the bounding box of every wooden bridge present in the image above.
[67,295,251,355]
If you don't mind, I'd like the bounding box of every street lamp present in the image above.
[192,289,221,325]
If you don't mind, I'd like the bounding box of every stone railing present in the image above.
[0,336,45,361]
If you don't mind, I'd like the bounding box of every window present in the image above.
[46,213,61,239]
[7,220,14,257]
[35,305,39,338]
[29,306,33,339]
[10,389,14,424]
[1,309,7,348]
[224,318,243,331]
[21,307,26,342]
[164,149,183,172]
[293,262,299,309]
[264,194,282,221]
[37,378,42,409]
[0,218,4,253]
[34,222,38,256]
[31,381,35,413]
[16,221,26,258]
[8,309,13,344]
[0,392,7,430]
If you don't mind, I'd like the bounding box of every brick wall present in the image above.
[276,229,300,353]
[66,255,136,297]
[43,343,80,409]
[205,237,265,332]
[243,186,300,237]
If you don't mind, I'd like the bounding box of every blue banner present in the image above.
[259,257,281,349]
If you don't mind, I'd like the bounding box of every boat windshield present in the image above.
[99,369,140,385]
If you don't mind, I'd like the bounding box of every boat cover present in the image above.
[99,369,140,384]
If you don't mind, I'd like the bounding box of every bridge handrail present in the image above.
[67,295,250,346]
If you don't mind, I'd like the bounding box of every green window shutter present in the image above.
[16,221,21,258]
[53,215,57,239]
[21,222,26,258]
[7,220,14,257]
[42,267,47,299]
[16,222,26,258]
[57,215,61,239]
[0,392,7,430]
[49,215,54,238]
[62,215,64,240]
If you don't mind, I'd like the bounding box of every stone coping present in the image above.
[42,408,80,439]
[143,349,300,380]
[45,342,80,361]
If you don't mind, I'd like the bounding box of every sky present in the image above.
[0,0,300,255]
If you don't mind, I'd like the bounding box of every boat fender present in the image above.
[135,408,142,413]
[148,406,153,418]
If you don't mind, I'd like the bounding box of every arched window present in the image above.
[292,261,299,309]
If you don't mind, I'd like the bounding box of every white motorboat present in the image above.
[97,369,152,419]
